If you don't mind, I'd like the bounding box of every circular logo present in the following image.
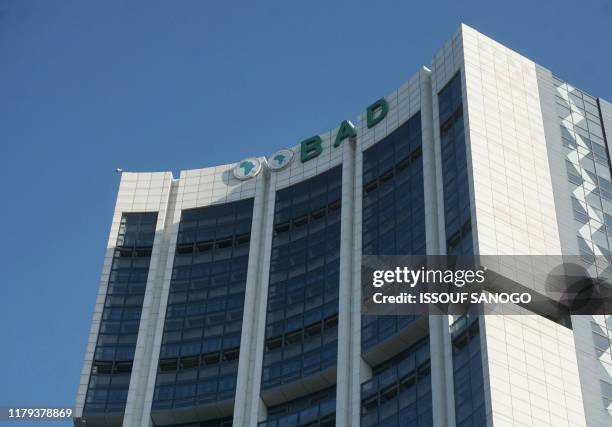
[233,157,262,180]
[268,149,294,171]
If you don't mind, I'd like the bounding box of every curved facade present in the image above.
[76,24,612,427]
[152,199,253,412]
[262,167,342,393]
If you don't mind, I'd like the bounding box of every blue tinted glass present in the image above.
[361,339,432,427]
[262,166,342,393]
[451,315,486,427]
[360,112,432,426]
[84,212,158,416]
[438,73,485,424]
[361,112,425,351]
[164,417,233,427]
[259,387,336,426]
[152,199,253,411]
[438,72,473,255]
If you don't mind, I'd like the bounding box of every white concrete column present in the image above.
[232,170,276,427]
[124,179,178,426]
[336,134,357,426]
[350,128,366,427]
[137,178,184,427]
[427,58,458,426]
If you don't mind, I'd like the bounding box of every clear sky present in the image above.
[0,0,611,425]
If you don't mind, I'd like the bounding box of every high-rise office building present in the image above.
[75,24,612,427]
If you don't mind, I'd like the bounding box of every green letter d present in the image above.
[366,98,389,129]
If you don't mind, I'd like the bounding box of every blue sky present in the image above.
[0,0,611,424]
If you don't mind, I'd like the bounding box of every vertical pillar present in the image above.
[233,170,275,427]
[124,179,179,426]
[426,65,457,427]
[336,134,357,426]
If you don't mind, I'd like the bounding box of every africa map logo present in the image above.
[268,149,294,171]
[233,157,262,180]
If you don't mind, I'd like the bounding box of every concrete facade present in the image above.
[76,24,612,427]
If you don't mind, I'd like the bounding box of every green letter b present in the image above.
[301,135,323,162]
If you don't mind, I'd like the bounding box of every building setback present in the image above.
[75,24,612,427]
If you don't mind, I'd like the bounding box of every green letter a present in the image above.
[334,120,356,147]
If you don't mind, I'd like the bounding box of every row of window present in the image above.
[153,374,237,409]
[261,341,337,388]
[265,300,338,341]
[159,332,241,359]
[273,200,341,234]
[361,315,417,352]
[176,232,251,254]
[265,314,338,351]
[272,215,341,250]
[164,298,244,318]
[166,418,233,427]
[260,386,336,426]
[158,347,239,373]
[171,256,250,280]
[361,339,432,427]
[268,249,340,287]
[266,282,338,325]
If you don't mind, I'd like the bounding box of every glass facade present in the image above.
[450,315,486,427]
[84,212,158,414]
[261,166,342,390]
[166,418,233,427]
[439,72,472,255]
[592,315,612,398]
[76,26,612,427]
[554,77,612,417]
[360,112,432,426]
[259,387,336,427]
[152,199,253,410]
[554,77,612,270]
[361,339,432,427]
[361,112,425,351]
[438,72,486,425]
